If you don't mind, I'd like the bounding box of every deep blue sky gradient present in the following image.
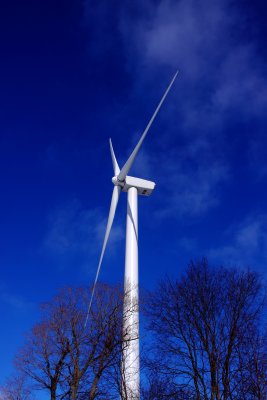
[0,0,267,385]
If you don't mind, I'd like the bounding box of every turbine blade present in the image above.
[84,185,121,327]
[109,138,120,176]
[117,71,178,182]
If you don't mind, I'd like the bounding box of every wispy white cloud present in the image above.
[214,45,267,116]
[44,199,124,270]
[127,134,228,218]
[0,284,33,312]
[124,0,267,122]
[82,0,267,220]
[130,0,229,78]
[208,214,267,272]
[119,0,266,178]
[248,135,267,179]
[159,160,228,217]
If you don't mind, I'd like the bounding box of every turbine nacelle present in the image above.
[112,175,155,196]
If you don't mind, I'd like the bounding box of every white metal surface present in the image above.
[84,185,121,327]
[122,186,140,399]
[109,138,120,176]
[122,176,155,196]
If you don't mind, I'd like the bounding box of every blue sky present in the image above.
[1,0,267,384]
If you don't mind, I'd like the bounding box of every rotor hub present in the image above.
[112,176,124,187]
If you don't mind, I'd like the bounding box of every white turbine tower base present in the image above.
[123,186,140,399]
[87,71,178,400]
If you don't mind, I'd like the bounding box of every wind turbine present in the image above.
[88,72,178,399]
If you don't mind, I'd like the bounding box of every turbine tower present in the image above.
[90,72,178,399]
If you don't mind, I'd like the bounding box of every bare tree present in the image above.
[15,301,70,400]
[15,284,127,400]
[58,284,125,400]
[140,368,193,400]
[145,259,266,400]
[236,324,267,399]
[0,373,34,400]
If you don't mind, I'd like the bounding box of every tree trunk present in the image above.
[51,380,57,400]
[71,384,78,400]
